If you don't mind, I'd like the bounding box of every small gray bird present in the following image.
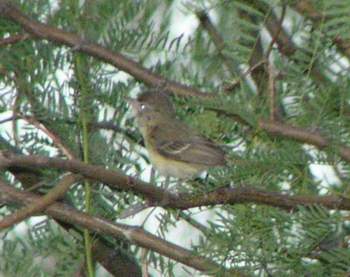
[128,90,226,179]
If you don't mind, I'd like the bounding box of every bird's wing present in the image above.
[151,124,226,166]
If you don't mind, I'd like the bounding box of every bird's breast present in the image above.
[147,147,205,179]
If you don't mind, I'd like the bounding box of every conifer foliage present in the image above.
[0,0,350,276]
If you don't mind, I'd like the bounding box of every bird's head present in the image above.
[127,90,175,130]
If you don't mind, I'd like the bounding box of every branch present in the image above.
[0,174,81,229]
[0,140,142,276]
[265,11,328,84]
[294,0,350,59]
[267,62,278,121]
[197,12,239,77]
[0,151,173,203]
[1,152,350,211]
[1,114,142,147]
[0,1,211,98]
[264,11,296,56]
[173,186,350,211]
[265,5,287,59]
[0,33,30,46]
[259,120,350,163]
[204,107,253,128]
[0,180,244,277]
[197,11,265,93]
[223,60,266,92]
[23,116,76,159]
[91,241,142,277]
[265,6,286,122]
[2,172,141,277]
[207,107,350,164]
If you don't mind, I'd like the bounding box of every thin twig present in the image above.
[265,6,286,122]
[294,0,350,59]
[0,173,81,229]
[197,11,236,76]
[0,179,244,277]
[1,152,350,211]
[23,116,75,159]
[265,5,287,59]
[141,249,149,277]
[204,107,253,128]
[259,120,350,162]
[0,1,212,98]
[0,33,30,46]
[267,62,278,121]
[223,60,267,92]
[0,115,16,125]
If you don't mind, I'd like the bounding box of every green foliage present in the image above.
[1,0,350,276]
[0,219,83,276]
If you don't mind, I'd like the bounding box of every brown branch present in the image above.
[91,241,142,277]
[173,186,350,211]
[197,11,237,77]
[265,6,285,122]
[265,5,287,59]
[12,87,21,147]
[0,33,30,46]
[23,116,76,159]
[207,106,350,164]
[294,0,350,59]
[204,107,253,128]
[265,11,329,84]
[223,60,266,92]
[1,152,350,211]
[0,180,244,277]
[259,120,350,163]
[0,1,211,98]
[197,11,262,93]
[197,12,224,50]
[0,151,173,203]
[265,11,296,57]
[237,7,269,95]
[267,62,278,121]
[0,153,141,277]
[0,173,81,229]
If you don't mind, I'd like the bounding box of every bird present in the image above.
[127,90,226,179]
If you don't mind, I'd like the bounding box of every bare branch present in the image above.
[1,152,350,211]
[259,120,350,163]
[0,174,81,229]
[265,5,287,59]
[267,62,278,121]
[265,11,328,83]
[0,33,30,46]
[0,1,211,98]
[0,151,173,202]
[0,179,244,277]
[173,186,350,211]
[223,60,266,92]
[294,0,350,59]
[197,12,238,77]
[206,107,350,164]
[23,116,76,159]
[2,153,142,277]
[204,107,253,128]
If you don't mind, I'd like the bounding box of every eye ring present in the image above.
[140,103,146,110]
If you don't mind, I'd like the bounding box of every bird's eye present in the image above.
[140,103,146,110]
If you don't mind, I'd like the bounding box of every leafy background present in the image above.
[1,0,350,276]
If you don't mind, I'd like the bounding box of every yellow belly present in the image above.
[147,148,205,179]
